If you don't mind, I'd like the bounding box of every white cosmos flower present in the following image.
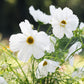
[29,5,79,39]
[50,7,79,39]
[65,41,82,66]
[0,77,7,84]
[79,22,84,29]
[9,20,51,62]
[72,67,84,78]
[35,59,60,79]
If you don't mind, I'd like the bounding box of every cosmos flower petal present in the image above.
[64,29,73,38]
[46,36,56,53]
[47,60,60,72]
[66,15,79,31]
[65,41,82,64]
[19,20,33,34]
[69,56,74,66]
[33,47,45,59]
[69,42,82,55]
[49,5,56,15]
[36,67,48,79]
[29,6,51,24]
[9,33,26,52]
[72,67,84,78]
[36,31,50,50]
[53,27,64,39]
[0,77,7,84]
[63,7,73,16]
[18,46,32,62]
[79,22,84,29]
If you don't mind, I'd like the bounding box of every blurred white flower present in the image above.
[9,20,51,62]
[72,67,84,78]
[29,6,51,24]
[35,59,60,79]
[46,36,56,53]
[65,41,82,66]
[79,22,84,29]
[0,77,7,84]
[29,5,79,39]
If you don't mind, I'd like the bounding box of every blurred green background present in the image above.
[0,0,84,38]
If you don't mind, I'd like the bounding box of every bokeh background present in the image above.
[0,0,84,38]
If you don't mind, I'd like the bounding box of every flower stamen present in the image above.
[60,20,67,27]
[26,36,34,44]
[43,61,47,66]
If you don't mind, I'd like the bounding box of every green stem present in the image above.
[32,56,35,84]
[37,24,40,31]
[12,56,29,84]
[46,25,51,34]
[8,64,23,83]
[0,45,29,84]
[2,51,23,83]
[64,37,73,50]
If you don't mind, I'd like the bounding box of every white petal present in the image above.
[35,67,48,79]
[46,36,56,53]
[64,28,73,38]
[0,77,7,84]
[69,41,82,55]
[47,60,60,72]
[49,5,56,15]
[65,53,71,61]
[19,19,33,34]
[29,6,51,24]
[36,31,50,50]
[72,71,78,77]
[53,27,64,39]
[65,41,82,62]
[79,22,84,29]
[66,15,79,31]
[18,46,32,62]
[63,7,73,17]
[33,46,45,59]
[9,33,26,52]
[69,56,74,66]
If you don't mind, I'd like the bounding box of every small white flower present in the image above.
[46,36,56,53]
[29,5,79,39]
[0,77,7,84]
[65,41,82,66]
[9,20,51,62]
[29,6,51,24]
[72,67,84,78]
[79,22,84,29]
[35,59,60,79]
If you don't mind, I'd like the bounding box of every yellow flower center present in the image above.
[43,61,47,66]
[26,36,34,44]
[60,20,67,27]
